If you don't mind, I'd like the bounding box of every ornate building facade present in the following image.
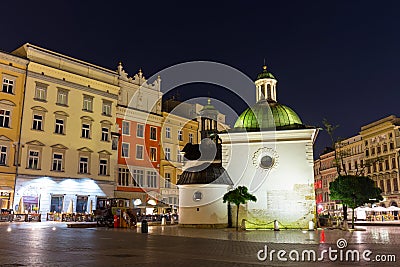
[115,64,163,213]
[361,116,400,207]
[12,44,120,218]
[0,51,28,209]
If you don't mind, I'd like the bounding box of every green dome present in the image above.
[234,100,304,131]
[200,99,218,112]
[257,65,275,80]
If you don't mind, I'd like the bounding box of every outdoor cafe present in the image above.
[355,206,400,221]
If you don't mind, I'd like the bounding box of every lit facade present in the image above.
[337,135,364,176]
[160,111,198,211]
[178,65,318,229]
[313,149,337,212]
[11,44,120,218]
[115,64,163,212]
[360,115,400,207]
[0,51,28,209]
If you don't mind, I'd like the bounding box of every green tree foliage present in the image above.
[329,175,383,228]
[223,186,257,230]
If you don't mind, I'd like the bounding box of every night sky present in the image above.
[2,1,400,156]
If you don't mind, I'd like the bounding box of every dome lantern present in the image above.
[234,65,305,131]
[255,65,277,102]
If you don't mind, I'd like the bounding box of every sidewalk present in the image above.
[144,224,400,245]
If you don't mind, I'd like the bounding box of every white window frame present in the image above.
[146,171,157,188]
[32,114,43,130]
[121,142,130,158]
[189,133,193,143]
[28,150,40,169]
[177,149,183,163]
[52,153,63,172]
[83,95,93,111]
[165,147,171,160]
[99,159,108,175]
[136,124,144,138]
[82,123,90,138]
[102,101,112,116]
[79,156,89,174]
[150,147,157,162]
[118,167,130,186]
[122,121,130,135]
[165,173,171,188]
[57,88,69,105]
[101,126,109,141]
[178,130,183,141]
[136,145,144,160]
[165,127,171,139]
[2,78,14,94]
[35,85,47,101]
[0,145,7,165]
[132,169,144,187]
[0,109,11,128]
[55,118,64,134]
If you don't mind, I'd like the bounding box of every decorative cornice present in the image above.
[50,144,68,150]
[26,140,45,146]
[28,71,118,100]
[77,147,94,153]
[0,99,16,106]
[0,135,12,142]
[0,51,29,66]
[98,150,112,155]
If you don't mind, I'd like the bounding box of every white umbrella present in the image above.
[89,200,93,214]
[387,206,400,211]
[67,199,74,214]
[372,206,387,212]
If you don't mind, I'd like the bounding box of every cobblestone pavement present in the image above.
[0,222,398,266]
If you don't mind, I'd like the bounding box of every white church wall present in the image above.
[220,129,317,229]
[178,184,230,226]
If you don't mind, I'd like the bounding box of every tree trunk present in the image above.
[342,204,348,230]
[351,208,355,229]
[227,202,232,228]
[236,204,239,231]
[343,204,347,221]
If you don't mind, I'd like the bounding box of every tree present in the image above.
[223,186,257,230]
[329,175,383,229]
[321,119,383,228]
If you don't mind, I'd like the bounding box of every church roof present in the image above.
[256,65,275,80]
[233,99,305,131]
[177,163,233,185]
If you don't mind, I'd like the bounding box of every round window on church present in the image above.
[259,155,274,169]
[193,191,203,202]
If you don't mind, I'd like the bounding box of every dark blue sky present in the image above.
[3,1,400,156]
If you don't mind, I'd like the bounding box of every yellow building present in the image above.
[360,115,400,207]
[159,112,198,211]
[0,51,28,209]
[337,135,364,176]
[11,44,120,218]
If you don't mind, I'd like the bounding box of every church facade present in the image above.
[178,65,318,229]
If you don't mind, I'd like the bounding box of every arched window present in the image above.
[260,85,265,98]
[267,84,271,99]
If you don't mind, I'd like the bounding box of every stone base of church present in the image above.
[178,223,228,229]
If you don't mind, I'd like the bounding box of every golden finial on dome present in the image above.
[207,98,211,105]
[263,65,267,71]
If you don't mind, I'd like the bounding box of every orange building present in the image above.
[115,65,163,213]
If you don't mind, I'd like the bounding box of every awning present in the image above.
[0,186,13,191]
